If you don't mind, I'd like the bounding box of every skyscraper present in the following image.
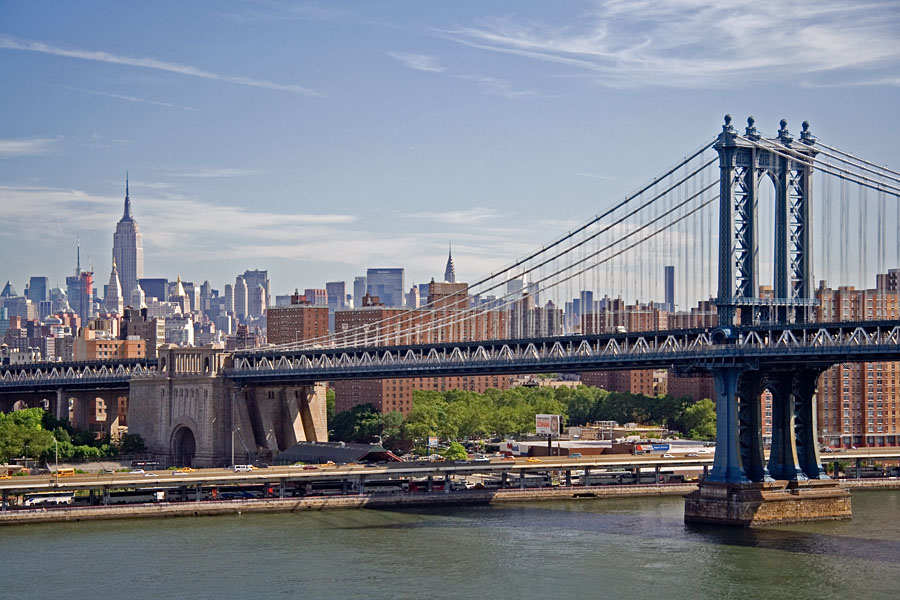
[112,176,144,298]
[367,268,405,307]
[66,237,93,326]
[27,276,49,303]
[241,269,270,317]
[234,276,248,321]
[325,281,347,310]
[353,276,367,308]
[664,265,675,312]
[444,244,456,283]
[105,257,124,314]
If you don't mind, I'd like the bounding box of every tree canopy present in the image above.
[328,384,715,451]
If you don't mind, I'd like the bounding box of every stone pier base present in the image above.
[684,479,851,527]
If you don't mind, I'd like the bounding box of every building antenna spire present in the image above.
[122,172,133,220]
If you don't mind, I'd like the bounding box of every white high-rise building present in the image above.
[234,276,248,320]
[105,257,124,314]
[112,176,144,301]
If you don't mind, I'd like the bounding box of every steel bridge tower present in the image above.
[700,115,833,492]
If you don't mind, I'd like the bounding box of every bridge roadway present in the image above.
[1,320,898,392]
[1,448,896,497]
[228,319,900,383]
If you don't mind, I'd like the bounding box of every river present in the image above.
[3,490,900,599]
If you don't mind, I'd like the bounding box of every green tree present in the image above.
[0,409,56,462]
[679,398,717,440]
[118,433,146,454]
[326,388,336,424]
[330,403,383,444]
[441,441,467,461]
[381,411,405,449]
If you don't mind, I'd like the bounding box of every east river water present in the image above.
[3,490,900,599]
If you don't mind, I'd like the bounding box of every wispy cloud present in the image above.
[576,172,614,180]
[64,86,196,111]
[0,184,356,244]
[0,136,60,158]
[438,0,900,88]
[455,74,538,98]
[220,2,349,24]
[388,51,446,73]
[400,207,499,224]
[168,168,268,178]
[0,34,322,97]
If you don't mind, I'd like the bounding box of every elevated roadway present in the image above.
[1,448,894,496]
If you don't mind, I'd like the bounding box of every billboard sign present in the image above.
[535,414,561,436]
[427,436,439,448]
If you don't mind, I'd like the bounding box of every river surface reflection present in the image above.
[2,490,899,599]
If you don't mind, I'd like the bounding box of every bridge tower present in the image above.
[686,116,849,526]
[715,114,817,328]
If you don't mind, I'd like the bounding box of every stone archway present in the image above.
[171,425,196,467]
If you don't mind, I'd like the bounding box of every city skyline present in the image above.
[2,2,900,294]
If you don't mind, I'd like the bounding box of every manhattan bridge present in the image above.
[2,115,900,490]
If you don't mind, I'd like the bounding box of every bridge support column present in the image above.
[794,370,827,480]
[686,366,849,526]
[707,367,750,483]
[767,372,806,481]
[55,388,65,421]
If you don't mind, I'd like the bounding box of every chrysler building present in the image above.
[112,175,143,299]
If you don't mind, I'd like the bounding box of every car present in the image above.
[453,460,469,464]
[686,453,699,457]
[302,465,319,470]
[144,472,159,477]
[502,455,517,461]
[526,458,542,463]
[662,454,675,458]
[569,453,583,458]
[174,470,189,475]
[129,469,145,474]
[473,455,490,463]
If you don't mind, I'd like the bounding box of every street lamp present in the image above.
[53,437,59,486]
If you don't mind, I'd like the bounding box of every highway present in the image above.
[1,448,895,496]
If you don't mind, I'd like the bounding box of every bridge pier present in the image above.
[685,365,849,526]
[128,346,328,468]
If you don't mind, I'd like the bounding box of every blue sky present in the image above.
[2,0,899,298]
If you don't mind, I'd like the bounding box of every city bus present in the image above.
[24,493,74,506]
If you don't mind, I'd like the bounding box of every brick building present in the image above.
[266,294,329,346]
[332,282,513,415]
[815,275,900,447]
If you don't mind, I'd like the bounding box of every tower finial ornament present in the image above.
[122,173,133,221]
[444,243,457,283]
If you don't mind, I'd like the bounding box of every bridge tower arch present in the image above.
[171,423,197,467]
[715,115,817,328]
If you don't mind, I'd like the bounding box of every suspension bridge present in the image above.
[2,116,900,514]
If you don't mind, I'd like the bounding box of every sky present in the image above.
[2,0,899,299]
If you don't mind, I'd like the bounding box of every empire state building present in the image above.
[112,176,143,299]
